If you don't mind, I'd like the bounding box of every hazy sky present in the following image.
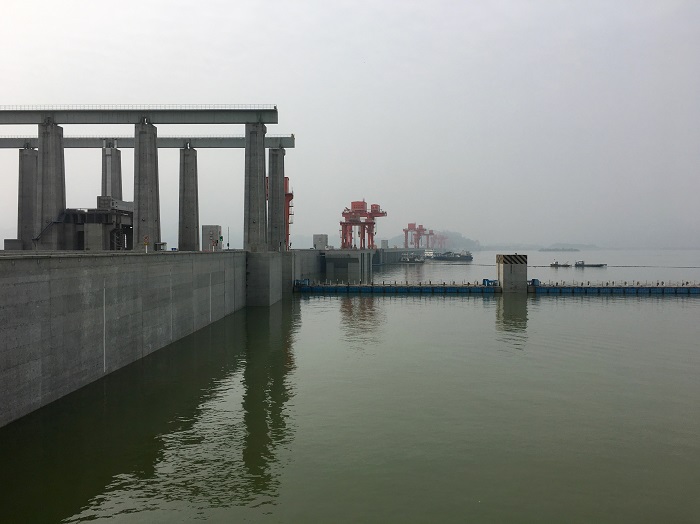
[1,0,698,249]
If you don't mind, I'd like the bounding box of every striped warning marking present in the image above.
[496,254,527,264]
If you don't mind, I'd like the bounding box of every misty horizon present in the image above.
[1,1,698,251]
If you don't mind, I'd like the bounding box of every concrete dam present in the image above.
[0,249,325,428]
[0,105,333,428]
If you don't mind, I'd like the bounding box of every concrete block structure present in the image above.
[497,254,528,293]
[202,225,223,252]
[313,234,329,250]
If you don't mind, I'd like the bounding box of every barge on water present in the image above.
[575,260,607,268]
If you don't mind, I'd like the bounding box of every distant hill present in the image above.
[540,243,599,251]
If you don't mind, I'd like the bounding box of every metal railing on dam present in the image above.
[530,285,700,295]
[295,282,502,294]
[294,281,700,295]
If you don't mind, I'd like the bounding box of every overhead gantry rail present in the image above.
[0,104,278,125]
[0,135,295,149]
[3,104,288,255]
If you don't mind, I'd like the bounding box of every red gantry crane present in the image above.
[403,223,435,249]
[340,200,387,249]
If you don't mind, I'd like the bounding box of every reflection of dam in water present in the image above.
[0,300,299,522]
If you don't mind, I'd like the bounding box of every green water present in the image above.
[1,267,700,522]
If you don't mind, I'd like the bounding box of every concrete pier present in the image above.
[17,147,39,250]
[101,146,122,199]
[244,123,267,252]
[268,147,286,251]
[497,254,528,293]
[133,121,160,251]
[178,146,199,251]
[37,122,66,249]
[247,252,283,306]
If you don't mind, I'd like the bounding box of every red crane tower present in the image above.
[403,223,434,249]
[284,177,294,249]
[340,200,387,249]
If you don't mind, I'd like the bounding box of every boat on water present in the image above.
[574,260,607,268]
[432,251,473,262]
[400,252,425,263]
[550,261,571,268]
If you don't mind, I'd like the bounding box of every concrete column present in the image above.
[17,147,39,249]
[101,146,122,199]
[244,123,267,252]
[178,146,200,251]
[268,147,286,251]
[37,121,66,249]
[133,121,161,251]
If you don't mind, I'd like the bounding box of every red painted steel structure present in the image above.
[285,177,293,249]
[340,200,387,249]
[403,223,434,249]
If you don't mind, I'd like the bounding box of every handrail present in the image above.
[0,104,277,110]
[0,134,293,139]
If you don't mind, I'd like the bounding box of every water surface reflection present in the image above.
[0,300,299,522]
[495,294,529,350]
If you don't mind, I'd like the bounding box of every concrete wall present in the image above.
[292,250,323,280]
[0,251,246,428]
